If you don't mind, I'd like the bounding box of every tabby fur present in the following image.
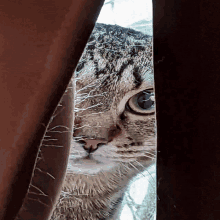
[51,23,156,220]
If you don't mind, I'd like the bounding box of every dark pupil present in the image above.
[137,92,154,110]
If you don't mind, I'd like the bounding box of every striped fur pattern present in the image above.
[51,23,156,220]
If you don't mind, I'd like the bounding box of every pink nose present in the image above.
[83,139,106,153]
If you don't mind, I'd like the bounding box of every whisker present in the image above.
[134,160,156,184]
[128,162,142,174]
[143,155,156,160]
[120,162,132,171]
[35,168,55,180]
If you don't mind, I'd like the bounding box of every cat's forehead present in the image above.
[75,65,153,94]
[76,56,154,94]
[74,23,153,112]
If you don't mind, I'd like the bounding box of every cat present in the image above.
[51,23,156,220]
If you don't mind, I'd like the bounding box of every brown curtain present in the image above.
[0,1,104,219]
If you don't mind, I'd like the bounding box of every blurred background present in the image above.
[97,0,153,36]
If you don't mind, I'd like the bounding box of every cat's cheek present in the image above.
[119,119,155,143]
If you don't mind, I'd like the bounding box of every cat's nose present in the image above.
[83,139,106,153]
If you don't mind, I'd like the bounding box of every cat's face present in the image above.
[51,24,155,220]
[67,24,156,176]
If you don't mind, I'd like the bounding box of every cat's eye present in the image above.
[126,90,155,115]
